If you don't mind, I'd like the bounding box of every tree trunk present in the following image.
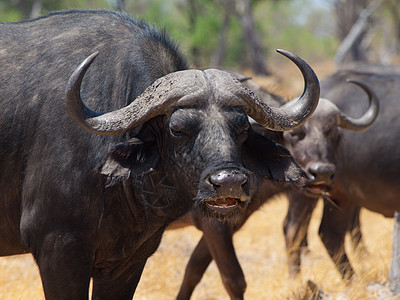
[15,0,33,19]
[389,211,400,294]
[335,0,383,65]
[30,0,42,18]
[186,0,201,66]
[108,0,127,11]
[389,1,400,56]
[211,0,232,67]
[231,0,269,75]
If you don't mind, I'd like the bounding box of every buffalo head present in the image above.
[65,50,320,220]
[283,80,379,198]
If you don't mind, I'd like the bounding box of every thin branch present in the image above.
[335,0,384,65]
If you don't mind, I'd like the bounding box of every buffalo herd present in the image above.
[0,8,399,300]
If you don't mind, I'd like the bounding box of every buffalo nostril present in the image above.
[210,173,222,187]
[308,169,317,178]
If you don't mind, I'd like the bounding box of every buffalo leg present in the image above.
[348,206,368,256]
[92,260,147,300]
[177,222,246,300]
[318,201,355,280]
[177,236,213,300]
[203,222,246,300]
[348,206,362,249]
[283,191,318,278]
[32,233,93,300]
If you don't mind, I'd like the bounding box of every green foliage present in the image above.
[0,0,339,67]
[127,0,238,68]
[190,12,219,51]
[279,25,337,60]
[223,17,246,68]
[0,5,21,22]
[255,0,337,63]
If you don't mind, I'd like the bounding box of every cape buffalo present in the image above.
[0,10,320,299]
[168,73,292,300]
[170,74,375,300]
[283,68,397,280]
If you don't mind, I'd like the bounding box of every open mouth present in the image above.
[304,184,331,197]
[205,197,240,211]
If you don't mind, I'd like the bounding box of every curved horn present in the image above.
[65,53,206,135]
[337,79,379,131]
[240,49,320,131]
[65,52,102,132]
[66,50,319,135]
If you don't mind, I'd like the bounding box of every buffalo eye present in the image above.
[169,108,199,140]
[170,127,189,138]
[237,122,250,142]
[325,127,340,140]
[240,122,250,133]
[229,107,250,142]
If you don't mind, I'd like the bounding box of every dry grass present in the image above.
[0,195,395,299]
[237,57,337,101]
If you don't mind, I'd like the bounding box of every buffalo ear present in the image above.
[242,128,305,182]
[98,137,160,187]
[250,122,284,144]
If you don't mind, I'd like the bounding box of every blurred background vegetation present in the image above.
[0,0,399,74]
